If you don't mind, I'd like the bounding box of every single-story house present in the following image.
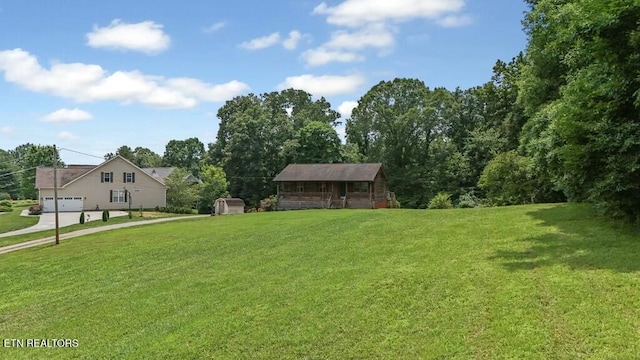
[273,163,394,210]
[214,198,245,215]
[35,155,167,212]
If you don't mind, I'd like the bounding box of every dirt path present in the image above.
[0,215,209,255]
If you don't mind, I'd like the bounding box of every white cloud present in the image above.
[86,19,171,54]
[436,14,473,28]
[203,21,226,34]
[0,126,14,134]
[309,0,470,66]
[0,48,250,109]
[239,32,281,50]
[301,24,392,66]
[325,24,395,50]
[165,78,250,102]
[41,108,93,122]
[58,131,79,140]
[282,31,303,50]
[302,48,363,66]
[338,101,358,119]
[240,30,307,51]
[278,74,365,96]
[335,123,347,141]
[313,0,465,27]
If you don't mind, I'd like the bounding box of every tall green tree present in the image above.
[132,147,163,168]
[165,168,199,209]
[163,138,205,177]
[19,145,63,200]
[519,0,640,219]
[290,121,343,164]
[0,150,20,199]
[214,89,343,206]
[346,78,456,207]
[197,165,229,214]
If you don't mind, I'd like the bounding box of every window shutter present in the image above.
[124,190,128,203]
[132,172,135,183]
[123,172,126,182]
[109,190,113,203]
[101,172,104,183]
[110,172,113,183]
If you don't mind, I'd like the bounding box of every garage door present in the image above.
[42,196,84,212]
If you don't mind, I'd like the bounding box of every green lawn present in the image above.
[0,211,192,248]
[1,204,640,359]
[0,204,39,233]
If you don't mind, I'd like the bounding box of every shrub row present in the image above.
[154,206,193,214]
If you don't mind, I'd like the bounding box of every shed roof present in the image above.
[273,163,384,182]
[216,198,245,207]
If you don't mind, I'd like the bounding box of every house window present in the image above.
[101,172,113,183]
[123,172,136,183]
[297,182,305,193]
[354,182,369,193]
[111,189,126,203]
[320,182,327,193]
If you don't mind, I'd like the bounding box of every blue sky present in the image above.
[0,0,529,165]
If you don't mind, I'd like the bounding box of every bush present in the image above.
[0,199,12,212]
[128,211,133,219]
[28,204,42,215]
[156,206,193,214]
[0,192,11,200]
[259,195,279,212]
[428,192,453,209]
[457,192,479,208]
[79,211,85,224]
[102,210,108,222]
[478,151,536,206]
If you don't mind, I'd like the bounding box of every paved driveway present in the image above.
[0,210,128,238]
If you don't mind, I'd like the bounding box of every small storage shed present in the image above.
[214,198,245,215]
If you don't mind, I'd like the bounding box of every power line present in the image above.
[58,147,104,160]
[0,166,38,178]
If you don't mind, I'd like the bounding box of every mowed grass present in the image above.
[0,204,39,233]
[0,212,191,248]
[1,204,640,359]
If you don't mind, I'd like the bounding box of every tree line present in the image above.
[2,1,638,220]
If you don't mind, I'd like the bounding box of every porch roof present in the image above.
[273,163,383,182]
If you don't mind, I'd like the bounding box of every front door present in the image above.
[339,182,347,197]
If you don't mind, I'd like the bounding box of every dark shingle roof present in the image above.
[141,167,175,180]
[273,163,383,182]
[35,166,97,188]
[141,167,202,184]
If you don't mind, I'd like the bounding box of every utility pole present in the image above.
[53,145,60,245]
